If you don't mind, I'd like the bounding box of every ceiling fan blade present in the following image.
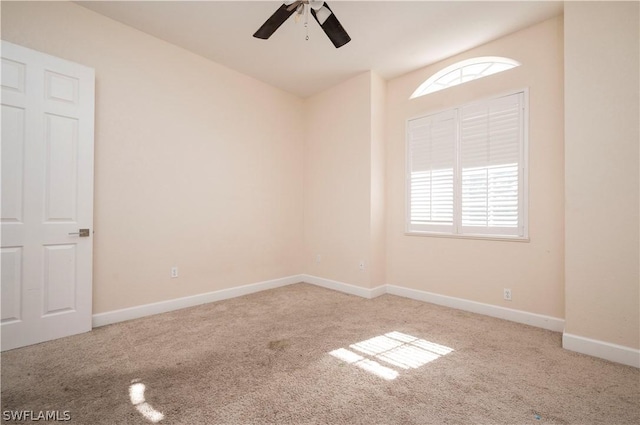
[253,4,297,40]
[310,2,351,48]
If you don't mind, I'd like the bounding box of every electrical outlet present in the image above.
[359,260,365,271]
[171,267,178,278]
[316,254,321,263]
[503,288,512,301]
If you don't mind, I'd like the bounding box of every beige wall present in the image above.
[303,70,386,289]
[564,2,640,349]
[303,72,373,287]
[5,1,637,355]
[370,72,387,288]
[1,1,305,314]
[385,17,565,318]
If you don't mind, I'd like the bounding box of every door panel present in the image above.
[45,70,79,104]
[43,244,77,315]
[1,41,95,351]
[44,114,79,222]
[1,105,25,223]
[1,247,22,323]
[1,58,25,93]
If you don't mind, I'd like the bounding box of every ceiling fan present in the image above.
[253,0,351,48]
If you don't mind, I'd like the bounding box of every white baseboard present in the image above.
[94,274,564,334]
[301,274,385,299]
[92,273,638,368]
[562,332,640,368]
[370,284,387,299]
[92,274,304,328]
[386,284,565,332]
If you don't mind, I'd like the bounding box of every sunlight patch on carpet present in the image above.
[330,348,399,380]
[329,331,453,380]
[129,380,165,423]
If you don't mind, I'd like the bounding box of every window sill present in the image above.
[404,231,530,243]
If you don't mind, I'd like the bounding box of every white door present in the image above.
[1,41,95,351]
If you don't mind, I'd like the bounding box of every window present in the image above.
[410,57,521,99]
[406,91,527,239]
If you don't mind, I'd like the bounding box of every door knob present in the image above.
[68,229,90,237]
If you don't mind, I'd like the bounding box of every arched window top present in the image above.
[410,56,521,99]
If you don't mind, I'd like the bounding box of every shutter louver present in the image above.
[460,93,523,235]
[406,91,526,239]
[408,110,455,233]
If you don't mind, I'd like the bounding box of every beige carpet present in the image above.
[1,283,638,424]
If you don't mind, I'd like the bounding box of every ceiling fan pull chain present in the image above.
[304,3,310,40]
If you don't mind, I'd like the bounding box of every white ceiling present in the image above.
[77,1,564,98]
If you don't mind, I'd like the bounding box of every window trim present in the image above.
[410,56,521,99]
[405,88,529,242]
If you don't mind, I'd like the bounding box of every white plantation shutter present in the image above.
[407,110,456,233]
[406,90,527,239]
[460,93,524,236]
